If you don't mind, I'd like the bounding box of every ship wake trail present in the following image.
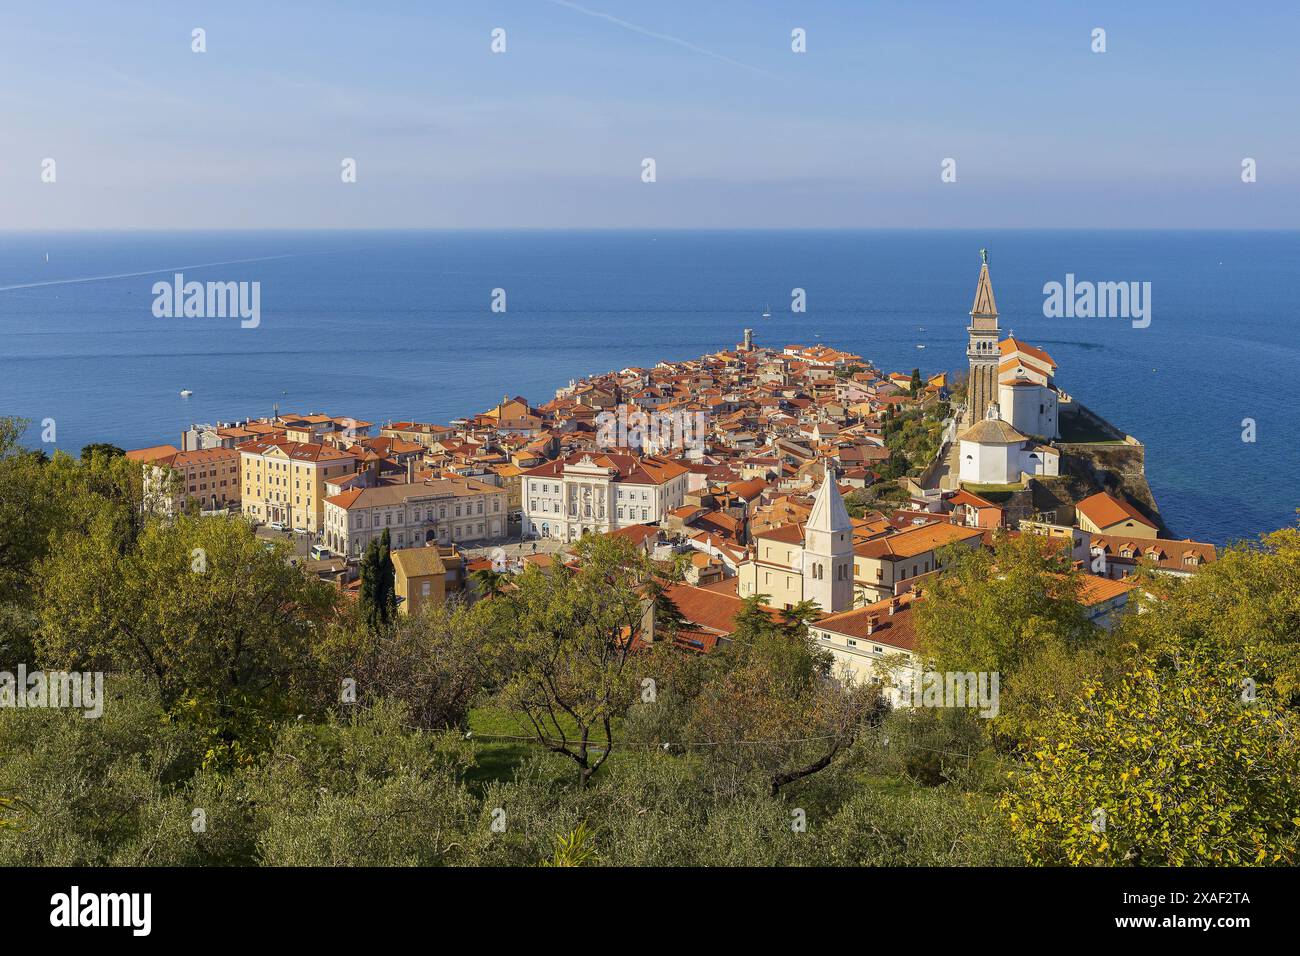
[0,253,308,293]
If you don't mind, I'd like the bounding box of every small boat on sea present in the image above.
[916,344,926,349]
[761,304,771,319]
[180,389,193,397]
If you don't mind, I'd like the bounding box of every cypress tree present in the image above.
[359,529,397,631]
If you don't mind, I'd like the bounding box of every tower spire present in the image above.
[971,257,998,322]
[807,460,851,534]
[803,461,853,614]
[965,249,1001,426]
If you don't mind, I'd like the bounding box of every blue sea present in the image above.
[0,230,1295,546]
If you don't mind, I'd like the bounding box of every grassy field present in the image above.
[961,482,1024,502]
[465,705,629,788]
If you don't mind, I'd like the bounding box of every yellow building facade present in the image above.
[239,439,357,533]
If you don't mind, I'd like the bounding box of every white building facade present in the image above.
[323,477,507,559]
[958,404,1060,484]
[522,452,690,541]
[997,338,1060,439]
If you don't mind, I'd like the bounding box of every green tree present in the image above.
[79,442,125,462]
[248,700,477,866]
[913,531,1101,743]
[470,566,509,600]
[36,512,336,764]
[359,528,397,631]
[313,600,486,730]
[483,535,656,787]
[683,595,886,796]
[1,423,162,668]
[0,674,253,866]
[877,449,910,482]
[1000,649,1300,865]
[779,598,822,637]
[1118,524,1300,703]
[816,785,1016,865]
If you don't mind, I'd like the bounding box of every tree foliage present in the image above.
[358,528,397,632]
[1000,649,1300,865]
[915,531,1108,743]
[481,535,657,786]
[5,412,1300,868]
[36,512,336,752]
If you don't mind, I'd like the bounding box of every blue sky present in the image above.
[1,0,1296,228]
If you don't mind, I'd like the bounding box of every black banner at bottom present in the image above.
[0,865,1284,941]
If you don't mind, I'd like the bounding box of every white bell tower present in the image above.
[803,463,854,614]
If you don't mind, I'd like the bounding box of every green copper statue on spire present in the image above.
[980,247,989,265]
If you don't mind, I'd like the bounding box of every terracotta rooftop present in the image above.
[958,417,1027,445]
[999,337,1057,369]
[1075,574,1137,606]
[855,522,984,560]
[1075,491,1154,530]
[813,591,919,651]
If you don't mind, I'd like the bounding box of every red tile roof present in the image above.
[1076,491,1155,530]
[813,591,919,651]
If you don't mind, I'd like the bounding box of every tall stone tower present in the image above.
[966,249,1001,426]
[803,464,854,614]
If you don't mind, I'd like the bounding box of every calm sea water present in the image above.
[0,230,1295,546]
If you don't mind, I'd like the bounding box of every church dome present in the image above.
[958,417,1027,444]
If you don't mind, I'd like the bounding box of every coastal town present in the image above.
[6,0,1297,911]
[120,255,1219,698]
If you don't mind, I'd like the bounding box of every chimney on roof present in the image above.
[866,613,879,635]
[888,597,900,615]
[406,457,415,484]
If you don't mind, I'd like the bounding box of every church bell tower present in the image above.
[803,463,854,614]
[965,249,1001,426]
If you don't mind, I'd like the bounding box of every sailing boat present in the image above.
[761,304,771,319]
[44,253,49,264]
